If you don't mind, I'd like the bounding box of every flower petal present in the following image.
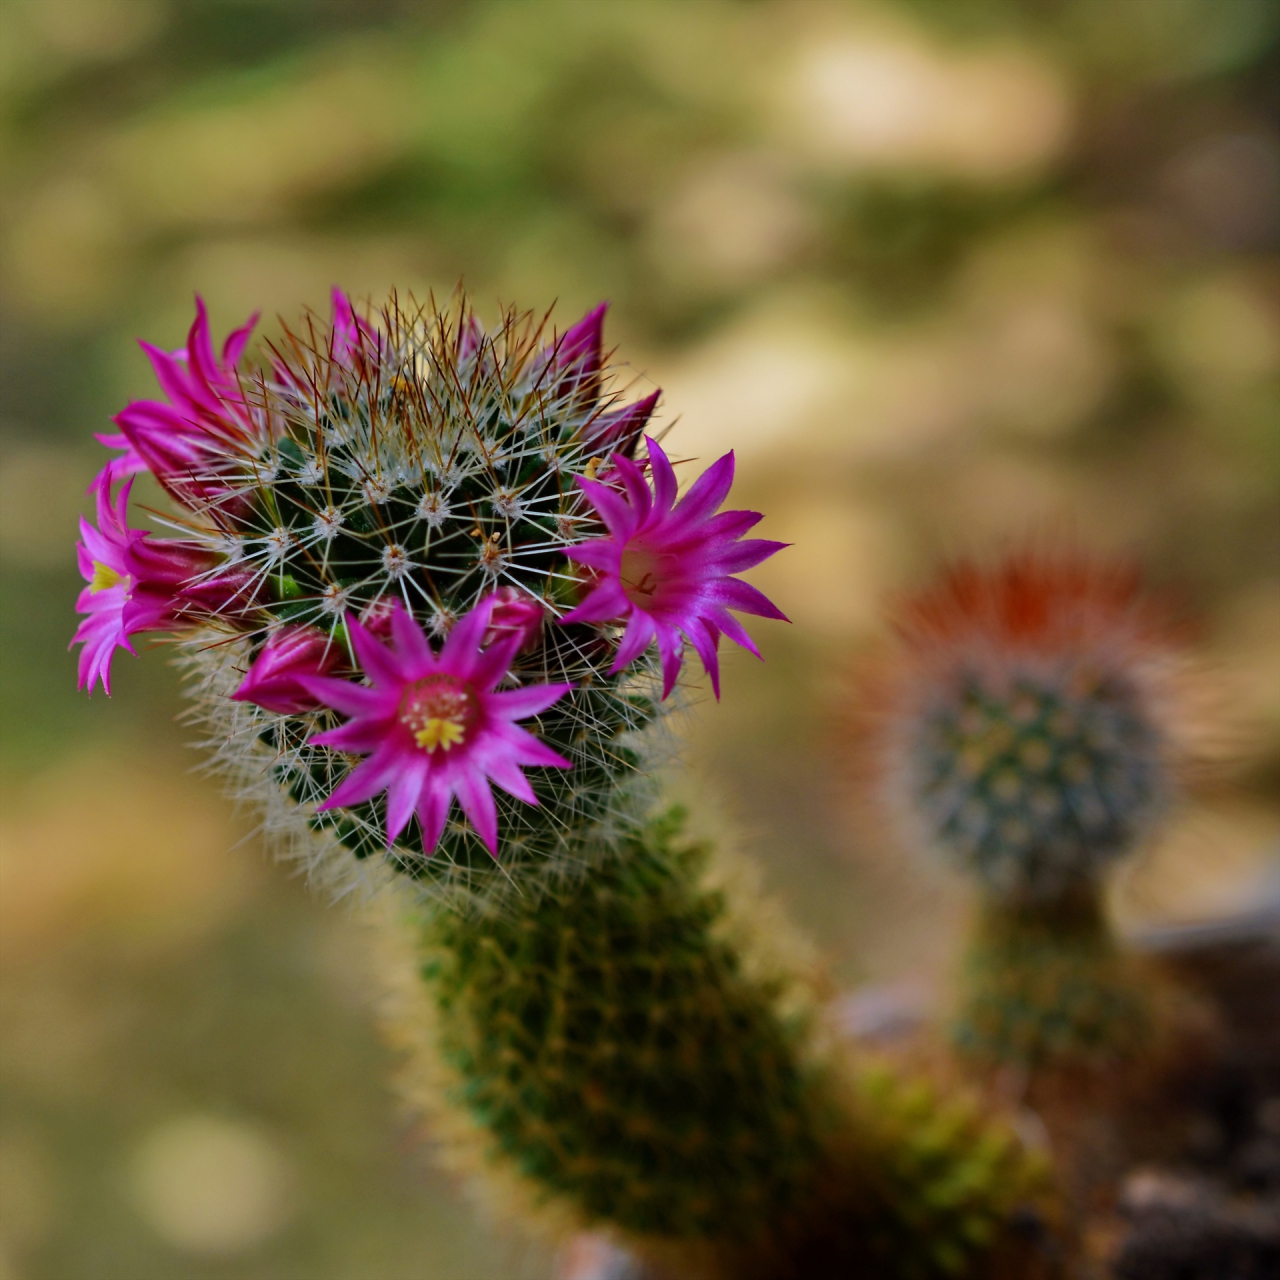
[687,617,722,699]
[669,449,735,528]
[709,538,790,575]
[416,777,453,855]
[705,577,790,621]
[576,475,641,538]
[384,757,427,846]
[439,594,497,675]
[609,608,656,673]
[487,682,573,721]
[455,771,499,854]
[645,436,679,513]
[318,745,404,811]
[559,579,631,625]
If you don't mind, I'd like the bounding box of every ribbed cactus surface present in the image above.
[421,810,828,1239]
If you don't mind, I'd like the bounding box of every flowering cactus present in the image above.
[858,551,1185,1068]
[74,291,1050,1276]
[73,291,789,893]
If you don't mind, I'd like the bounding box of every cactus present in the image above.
[73,291,1050,1276]
[860,553,1183,1070]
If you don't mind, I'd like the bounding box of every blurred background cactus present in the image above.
[857,552,1187,1069]
[2,1,1277,1277]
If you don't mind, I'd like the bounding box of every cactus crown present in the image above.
[78,290,787,908]
[204,295,626,629]
[865,552,1178,901]
[102,293,679,904]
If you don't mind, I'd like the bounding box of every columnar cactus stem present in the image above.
[391,808,1050,1279]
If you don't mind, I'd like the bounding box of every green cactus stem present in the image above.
[953,884,1153,1070]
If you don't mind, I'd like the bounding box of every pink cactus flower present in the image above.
[71,476,218,694]
[304,597,572,856]
[232,625,343,714]
[483,586,545,652]
[330,287,368,365]
[560,436,788,699]
[99,296,261,494]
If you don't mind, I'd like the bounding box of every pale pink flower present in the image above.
[304,597,572,856]
[71,476,219,694]
[560,436,788,698]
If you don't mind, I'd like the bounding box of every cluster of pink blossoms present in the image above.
[72,294,787,856]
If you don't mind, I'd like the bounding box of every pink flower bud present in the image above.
[177,568,260,619]
[483,587,545,652]
[358,596,397,639]
[232,626,342,714]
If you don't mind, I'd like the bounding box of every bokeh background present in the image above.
[2,1,1278,1276]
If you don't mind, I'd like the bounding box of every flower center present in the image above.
[620,545,665,607]
[90,561,129,594]
[398,675,479,753]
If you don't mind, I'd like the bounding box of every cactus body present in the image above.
[422,810,827,1239]
[953,890,1152,1068]
[79,294,1050,1276]
[396,810,1050,1279]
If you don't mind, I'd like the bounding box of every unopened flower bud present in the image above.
[232,625,341,714]
[358,596,397,639]
[483,586,545,652]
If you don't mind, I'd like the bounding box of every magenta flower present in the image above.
[330,287,367,365]
[232,625,342,714]
[71,476,217,694]
[560,436,788,698]
[304,597,572,856]
[97,296,261,493]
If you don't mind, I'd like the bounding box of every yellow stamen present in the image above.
[414,718,466,753]
[90,561,127,593]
